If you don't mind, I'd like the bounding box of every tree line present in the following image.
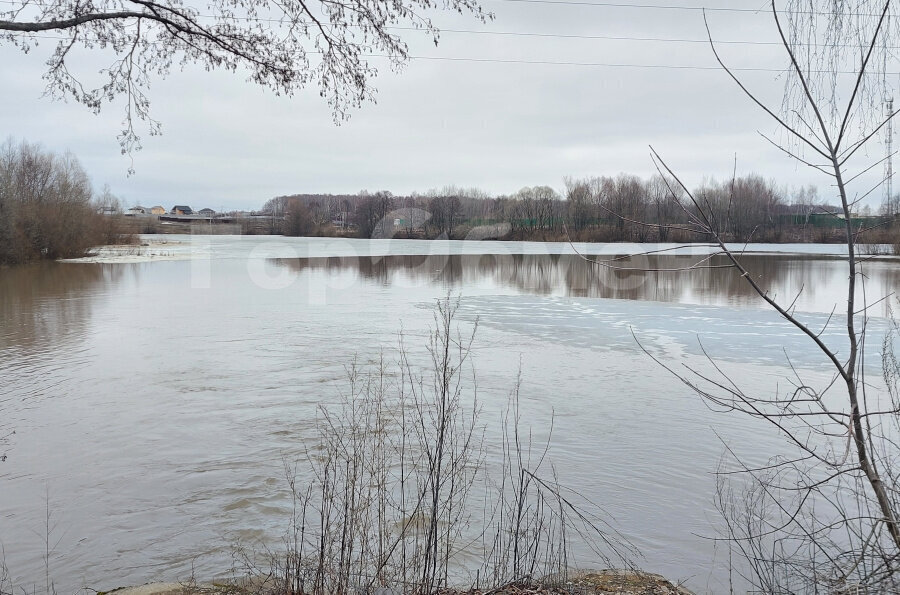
[264,175,892,243]
[0,139,132,265]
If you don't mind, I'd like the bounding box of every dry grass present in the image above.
[95,573,693,595]
[566,571,691,595]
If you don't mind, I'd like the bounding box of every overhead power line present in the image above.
[390,26,896,49]
[2,0,897,70]
[0,10,887,49]
[404,54,748,68]
[489,0,893,16]
[397,26,774,44]
[4,29,898,73]
[401,54,894,74]
[491,0,768,12]
[0,0,891,17]
[1,0,894,48]
[9,29,886,73]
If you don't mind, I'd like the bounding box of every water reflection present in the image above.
[1,250,896,593]
[0,263,126,354]
[275,253,900,316]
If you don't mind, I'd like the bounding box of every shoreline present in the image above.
[54,235,900,266]
[98,570,695,595]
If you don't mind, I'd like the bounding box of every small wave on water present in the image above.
[2,239,898,595]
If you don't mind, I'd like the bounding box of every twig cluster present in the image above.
[234,296,637,595]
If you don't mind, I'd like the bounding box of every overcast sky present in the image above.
[1,0,893,210]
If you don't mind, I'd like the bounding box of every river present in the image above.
[1,236,898,594]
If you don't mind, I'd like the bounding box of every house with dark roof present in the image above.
[171,205,193,215]
[198,208,216,216]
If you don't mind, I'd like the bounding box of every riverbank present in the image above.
[100,570,694,595]
[56,234,900,269]
[127,213,899,250]
[60,238,192,263]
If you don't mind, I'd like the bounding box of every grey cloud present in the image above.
[0,0,887,209]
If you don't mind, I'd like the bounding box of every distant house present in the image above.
[150,206,166,215]
[128,206,147,215]
[198,208,216,216]
[171,205,193,215]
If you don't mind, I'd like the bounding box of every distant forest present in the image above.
[261,174,898,244]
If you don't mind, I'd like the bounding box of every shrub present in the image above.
[0,139,132,264]
[236,297,638,595]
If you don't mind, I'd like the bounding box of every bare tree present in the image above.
[0,138,127,263]
[0,0,489,156]
[792,184,822,230]
[626,1,900,591]
[599,175,646,240]
[235,297,638,595]
[645,174,684,242]
[284,197,314,236]
[427,193,460,239]
[563,177,594,232]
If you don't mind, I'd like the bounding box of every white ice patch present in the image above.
[59,239,194,263]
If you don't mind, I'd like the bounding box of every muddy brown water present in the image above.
[1,237,898,594]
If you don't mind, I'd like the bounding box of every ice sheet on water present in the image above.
[60,239,195,262]
[457,293,893,373]
[63,235,861,263]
